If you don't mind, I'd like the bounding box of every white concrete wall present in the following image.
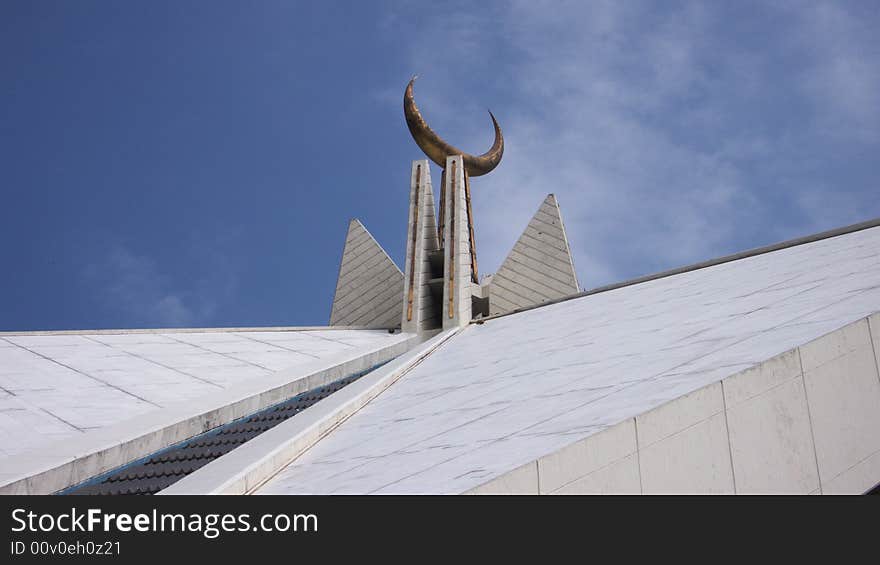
[401,160,441,334]
[801,315,880,493]
[467,313,880,494]
[442,156,472,329]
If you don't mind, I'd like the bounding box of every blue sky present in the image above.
[1,1,878,331]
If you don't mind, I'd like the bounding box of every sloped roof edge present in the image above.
[477,216,880,324]
[0,325,393,337]
[0,332,420,495]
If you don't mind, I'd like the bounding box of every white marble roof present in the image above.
[0,328,406,460]
[258,226,880,494]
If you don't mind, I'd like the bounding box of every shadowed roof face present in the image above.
[258,226,880,494]
[0,329,407,460]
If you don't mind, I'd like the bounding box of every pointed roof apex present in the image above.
[330,220,403,328]
[488,193,580,315]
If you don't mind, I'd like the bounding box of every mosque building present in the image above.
[2,80,878,495]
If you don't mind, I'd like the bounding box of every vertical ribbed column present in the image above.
[442,155,472,329]
[402,160,440,333]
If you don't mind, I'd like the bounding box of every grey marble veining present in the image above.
[0,328,408,460]
[258,226,880,494]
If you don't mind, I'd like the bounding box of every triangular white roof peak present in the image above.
[329,219,404,328]
[488,194,580,316]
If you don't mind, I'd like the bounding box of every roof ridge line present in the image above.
[475,216,880,324]
[0,325,393,337]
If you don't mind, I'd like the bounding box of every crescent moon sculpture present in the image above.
[403,77,503,177]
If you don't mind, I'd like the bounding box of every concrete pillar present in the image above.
[442,155,473,329]
[401,160,441,333]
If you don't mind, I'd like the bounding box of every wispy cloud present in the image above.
[83,232,240,328]
[83,245,195,327]
[387,0,879,287]
[789,1,880,142]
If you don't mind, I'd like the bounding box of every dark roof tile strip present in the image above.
[59,363,386,495]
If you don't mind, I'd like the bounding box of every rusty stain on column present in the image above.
[448,160,456,319]
[464,170,478,284]
[406,164,421,321]
[437,168,446,247]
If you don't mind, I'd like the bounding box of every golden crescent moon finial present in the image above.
[403,77,503,177]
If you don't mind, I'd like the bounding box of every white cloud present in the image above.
[788,1,880,141]
[83,245,196,327]
[387,0,879,287]
[83,235,239,328]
